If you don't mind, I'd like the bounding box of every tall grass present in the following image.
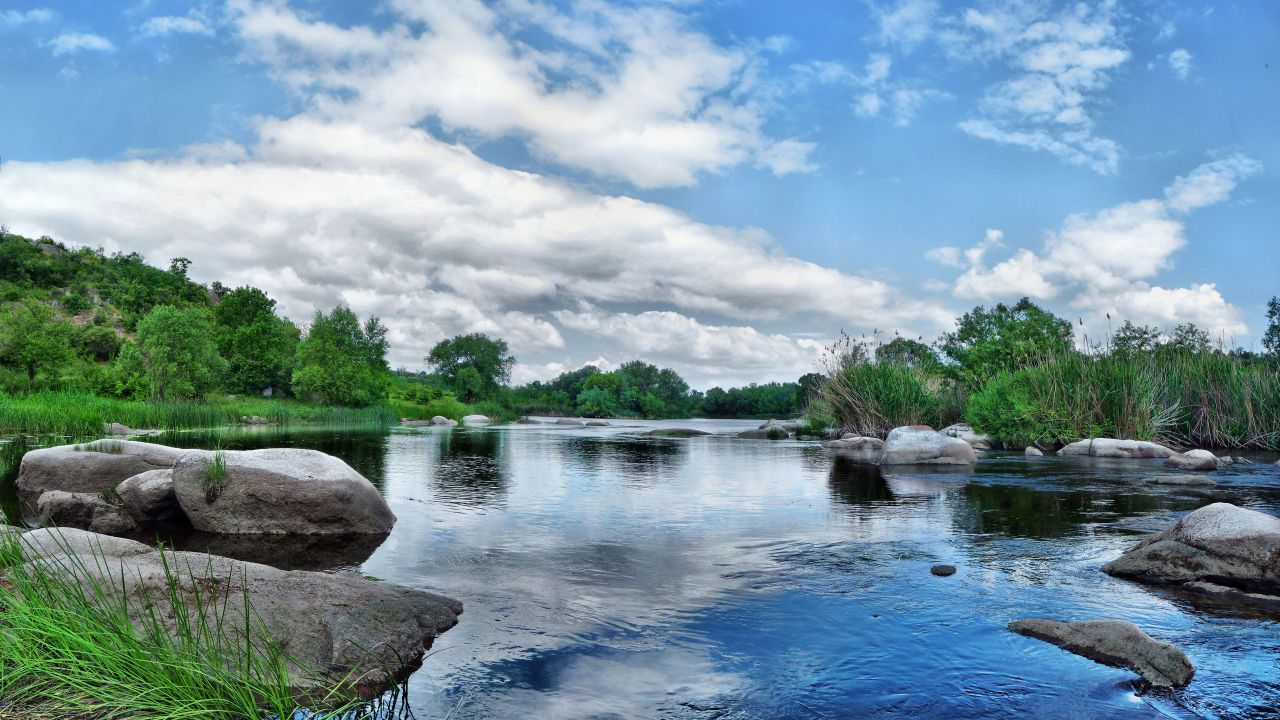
[808,356,964,438]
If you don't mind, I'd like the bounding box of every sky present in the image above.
[0,0,1276,389]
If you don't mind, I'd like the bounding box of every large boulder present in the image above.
[879,426,977,466]
[1008,618,1194,687]
[738,426,790,440]
[823,436,884,463]
[17,440,186,494]
[37,491,136,535]
[940,423,993,450]
[171,449,396,535]
[1164,449,1219,471]
[1057,438,1176,459]
[461,414,491,425]
[1103,503,1280,593]
[115,469,185,524]
[17,528,461,696]
[1025,446,1044,457]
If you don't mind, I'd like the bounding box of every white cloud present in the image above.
[47,32,114,56]
[140,15,214,37]
[2,8,54,25]
[1164,155,1262,213]
[1167,48,1192,80]
[795,53,950,126]
[226,0,813,188]
[873,0,939,50]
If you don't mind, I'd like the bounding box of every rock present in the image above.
[647,428,710,437]
[555,419,584,426]
[738,426,790,440]
[250,415,269,425]
[171,448,396,535]
[461,414,491,425]
[1103,503,1280,592]
[930,564,956,576]
[1182,581,1280,612]
[1025,446,1044,457]
[430,416,458,426]
[840,433,861,440]
[1144,475,1217,486]
[104,422,133,435]
[115,469,184,523]
[759,420,799,432]
[1057,438,1175,459]
[399,420,431,427]
[940,423,993,450]
[1007,618,1194,688]
[17,440,186,495]
[823,437,884,463]
[879,426,978,466]
[585,420,611,427]
[1164,449,1219,471]
[17,528,461,696]
[37,491,137,535]
[515,418,542,424]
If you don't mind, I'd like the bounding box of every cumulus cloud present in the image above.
[140,14,214,37]
[2,8,55,25]
[926,156,1260,336]
[47,32,114,56]
[1167,48,1192,80]
[226,0,814,188]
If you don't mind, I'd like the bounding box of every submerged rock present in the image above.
[879,426,977,466]
[647,428,710,437]
[939,423,993,450]
[172,449,396,535]
[37,491,136,535]
[17,528,461,696]
[1145,475,1217,486]
[1025,446,1044,457]
[1057,438,1175,459]
[738,426,790,440]
[18,440,186,495]
[461,414,491,425]
[115,469,184,524]
[1008,618,1194,688]
[1164,450,1219,472]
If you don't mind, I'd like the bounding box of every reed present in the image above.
[809,356,963,438]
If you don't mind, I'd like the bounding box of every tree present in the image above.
[1263,296,1280,358]
[937,297,1073,383]
[876,336,939,365]
[133,305,228,399]
[213,286,300,394]
[1111,321,1161,355]
[292,306,390,406]
[0,299,74,381]
[1164,323,1212,353]
[425,333,514,402]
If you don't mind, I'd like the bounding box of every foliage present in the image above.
[575,387,620,418]
[875,336,938,365]
[809,345,963,438]
[1262,296,1280,358]
[425,333,514,403]
[937,297,1073,385]
[292,307,389,407]
[0,299,73,382]
[701,382,803,418]
[134,305,228,400]
[1111,321,1161,355]
[213,286,299,395]
[509,360,699,419]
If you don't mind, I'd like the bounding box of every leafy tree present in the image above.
[1111,321,1161,355]
[0,299,74,381]
[133,305,227,399]
[74,324,123,361]
[213,286,299,395]
[937,297,1073,383]
[292,306,390,406]
[575,387,619,417]
[426,333,515,402]
[1262,296,1280,358]
[1164,323,1212,353]
[876,336,938,365]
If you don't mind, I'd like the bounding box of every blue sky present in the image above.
[1,0,1276,388]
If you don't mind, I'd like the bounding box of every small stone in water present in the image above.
[931,565,957,576]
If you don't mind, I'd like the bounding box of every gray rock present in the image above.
[1008,618,1194,687]
[1103,503,1280,592]
[430,416,458,426]
[17,528,461,696]
[940,423,994,450]
[738,426,790,440]
[104,422,133,435]
[461,414,491,425]
[840,432,861,440]
[823,436,884,463]
[555,418,584,426]
[515,418,542,424]
[584,420,611,427]
[171,448,396,535]
[1025,446,1044,457]
[115,469,184,523]
[1144,474,1217,486]
[37,491,137,535]
[930,564,956,576]
[880,426,978,466]
[1182,581,1280,611]
[759,420,800,432]
[1057,438,1176,459]
[399,419,432,426]
[17,440,187,495]
[1164,449,1219,472]
[647,428,710,437]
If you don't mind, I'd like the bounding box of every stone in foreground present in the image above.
[1008,618,1194,687]
[18,528,461,695]
[37,491,136,535]
[1057,438,1175,459]
[172,448,396,535]
[17,440,186,494]
[115,469,185,523]
[1102,503,1280,592]
[879,426,977,465]
[939,423,993,450]
[738,426,790,440]
[1164,449,1219,471]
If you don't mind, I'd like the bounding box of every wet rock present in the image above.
[37,491,137,535]
[18,528,461,697]
[174,531,389,572]
[738,426,790,440]
[939,423,993,450]
[930,564,956,576]
[1008,618,1194,688]
[647,428,710,437]
[1025,446,1044,457]
[172,448,396,535]
[1103,503,1280,592]
[585,420,611,427]
[115,469,184,523]
[555,418,584,426]
[1057,438,1176,459]
[17,440,186,495]
[823,436,884,463]
[879,426,977,466]
[461,414,491,425]
[1164,449,1219,471]
[1182,581,1280,611]
[430,416,458,426]
[1144,475,1217,486]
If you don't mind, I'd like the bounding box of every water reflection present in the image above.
[556,435,687,487]
[430,429,508,508]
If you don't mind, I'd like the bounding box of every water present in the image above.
[5,420,1280,718]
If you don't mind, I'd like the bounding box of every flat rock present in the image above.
[584,420,611,427]
[1164,449,1219,471]
[555,418,584,426]
[647,428,710,437]
[1058,438,1176,459]
[1103,503,1280,592]
[940,423,994,450]
[461,414,491,425]
[37,490,137,535]
[1025,446,1044,456]
[17,528,461,696]
[115,469,184,523]
[879,426,977,466]
[172,448,396,535]
[1008,618,1194,687]
[516,418,542,424]
[1144,474,1217,486]
[738,426,789,440]
[17,440,186,494]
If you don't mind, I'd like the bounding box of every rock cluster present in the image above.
[821,426,976,466]
[1057,438,1176,459]
[1163,449,1219,471]
[239,415,272,425]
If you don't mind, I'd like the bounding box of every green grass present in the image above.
[200,449,228,502]
[808,358,963,439]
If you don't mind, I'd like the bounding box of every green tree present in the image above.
[425,333,514,402]
[1264,296,1280,358]
[1164,323,1212,353]
[876,336,939,365]
[575,387,619,417]
[1111,320,1161,355]
[133,305,227,399]
[213,286,300,395]
[74,324,123,361]
[0,299,74,381]
[292,306,389,406]
[937,297,1073,383]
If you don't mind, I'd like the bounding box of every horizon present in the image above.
[1,0,1276,391]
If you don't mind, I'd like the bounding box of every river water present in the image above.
[4,420,1280,719]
